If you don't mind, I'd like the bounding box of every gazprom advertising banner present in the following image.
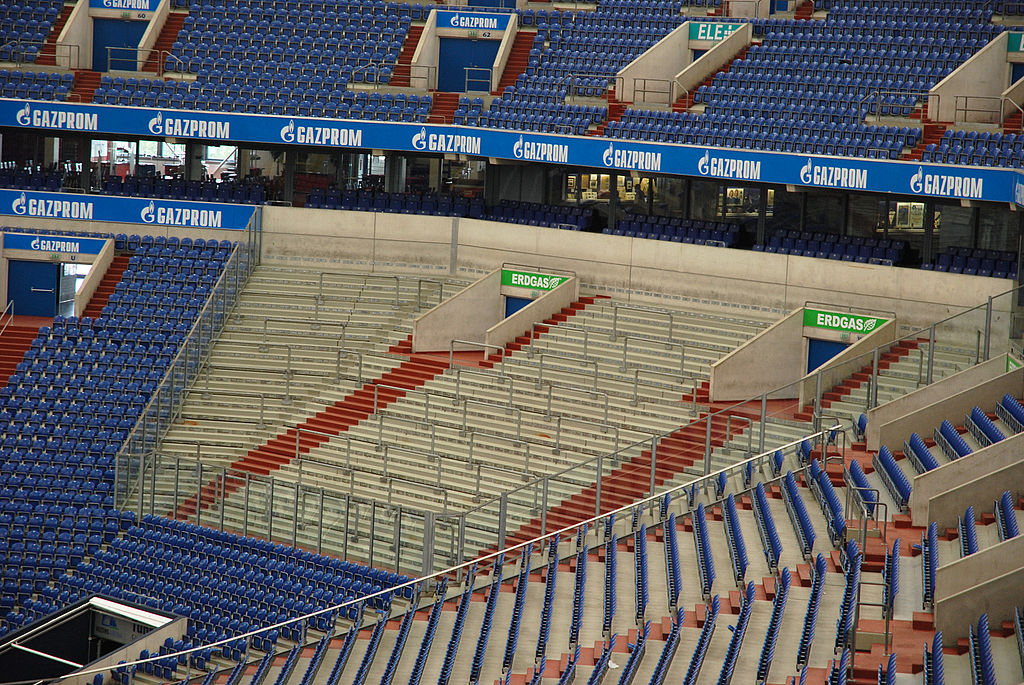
[0,189,255,230]
[3,232,109,255]
[89,0,160,10]
[1,98,1019,204]
[436,10,512,31]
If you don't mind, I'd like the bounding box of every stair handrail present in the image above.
[630,77,674,107]
[158,50,187,77]
[0,300,12,338]
[317,271,402,307]
[1001,96,1024,132]
[953,94,1004,125]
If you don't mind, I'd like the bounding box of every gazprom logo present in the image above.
[280,119,296,143]
[910,166,924,194]
[141,201,156,223]
[16,103,31,126]
[412,127,428,150]
[148,112,163,135]
[449,12,461,26]
[12,192,27,215]
[602,143,615,167]
[1015,179,1024,206]
[698,150,710,175]
[513,135,524,159]
[695,150,757,180]
[30,237,40,249]
[800,158,814,184]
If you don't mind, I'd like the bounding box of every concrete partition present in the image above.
[57,0,91,69]
[412,269,502,352]
[911,439,1024,528]
[878,366,1024,460]
[74,238,114,316]
[136,0,170,70]
[410,10,439,90]
[485,275,578,349]
[866,356,1009,451]
[796,319,898,408]
[709,307,803,402]
[934,534,1024,641]
[673,23,752,97]
[929,32,1009,123]
[616,22,692,105]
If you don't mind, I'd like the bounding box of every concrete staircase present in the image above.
[493,30,537,95]
[390,24,423,87]
[82,253,132,318]
[33,3,74,67]
[68,70,102,104]
[901,121,949,161]
[0,324,40,385]
[427,91,461,124]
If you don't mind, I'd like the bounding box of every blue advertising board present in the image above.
[0,189,256,230]
[89,0,160,10]
[1,98,1018,204]
[3,231,109,254]
[436,10,512,31]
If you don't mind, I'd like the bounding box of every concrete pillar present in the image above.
[184,142,205,181]
[282,150,296,204]
[756,184,768,245]
[384,153,406,193]
[922,200,936,264]
[79,136,92,192]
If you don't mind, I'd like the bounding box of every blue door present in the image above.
[807,338,849,373]
[8,260,59,316]
[504,296,531,317]
[438,38,501,92]
[93,18,148,71]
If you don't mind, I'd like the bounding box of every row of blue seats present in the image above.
[535,541,559,664]
[783,471,816,559]
[723,494,748,585]
[835,540,862,653]
[753,482,783,572]
[797,554,830,668]
[634,526,649,621]
[692,503,715,601]
[718,582,757,684]
[487,201,593,232]
[103,176,266,206]
[923,252,1017,279]
[683,595,720,685]
[959,505,979,556]
[305,189,485,219]
[809,459,847,546]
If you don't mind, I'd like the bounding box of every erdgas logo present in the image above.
[141,200,156,223]
[12,192,27,215]
[148,112,163,135]
[412,127,427,150]
[16,103,31,126]
[280,119,296,143]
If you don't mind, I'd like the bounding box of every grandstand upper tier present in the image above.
[2,0,1024,171]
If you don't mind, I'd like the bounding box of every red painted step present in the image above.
[82,254,132,319]
[427,91,461,125]
[142,11,188,72]
[0,324,42,386]
[34,4,74,67]
[68,70,103,104]
[902,121,949,161]
[390,25,423,87]
[493,30,536,95]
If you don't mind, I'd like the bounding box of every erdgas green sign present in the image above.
[501,269,569,291]
[803,308,887,333]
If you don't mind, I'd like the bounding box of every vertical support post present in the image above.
[342,494,350,561]
[649,436,657,511]
[422,510,435,576]
[759,392,767,454]
[540,478,548,537]
[870,346,880,410]
[984,295,992,362]
[267,477,273,540]
[369,500,376,570]
[595,454,603,518]
[927,323,936,384]
[243,471,250,538]
[703,414,712,476]
[498,494,508,550]
[219,467,226,532]
[196,462,203,527]
[292,481,300,547]
[394,506,403,574]
[317,489,324,555]
[172,458,179,519]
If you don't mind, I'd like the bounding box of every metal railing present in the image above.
[953,94,1005,125]
[464,66,492,93]
[0,301,13,338]
[0,39,79,69]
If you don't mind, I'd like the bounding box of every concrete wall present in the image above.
[616,22,692,104]
[674,23,751,94]
[74,238,114,316]
[58,0,92,70]
[485,275,577,349]
[709,307,804,401]
[878,367,1024,464]
[1001,74,1024,122]
[66,620,187,685]
[258,207,1011,337]
[136,0,170,70]
[934,535,1024,641]
[412,269,501,352]
[411,11,439,90]
[796,319,898,408]
[929,32,1009,123]
[866,356,1009,451]
[909,430,1024,527]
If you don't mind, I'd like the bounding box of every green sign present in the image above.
[501,269,569,291]
[1009,33,1024,53]
[1007,353,1022,372]
[689,22,743,42]
[803,308,887,334]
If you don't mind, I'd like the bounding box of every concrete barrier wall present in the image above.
[258,208,1010,335]
[796,319,898,408]
[909,430,1024,527]
[922,458,1024,531]
[136,0,170,70]
[58,0,91,69]
[674,23,751,93]
[485,276,578,349]
[934,536,1024,641]
[929,32,1008,123]
[879,367,1024,467]
[74,238,114,316]
[412,269,501,352]
[709,307,804,402]
[490,15,519,93]
[617,22,692,104]
[411,11,439,90]
[867,356,1009,451]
